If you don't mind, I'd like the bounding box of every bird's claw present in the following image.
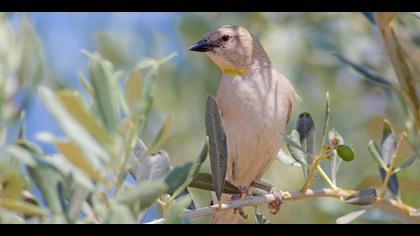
[268,187,283,215]
[230,186,250,219]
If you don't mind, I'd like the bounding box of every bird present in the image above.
[190,25,297,224]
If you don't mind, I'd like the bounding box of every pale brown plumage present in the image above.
[190,25,297,224]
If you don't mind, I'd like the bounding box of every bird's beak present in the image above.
[189,39,213,52]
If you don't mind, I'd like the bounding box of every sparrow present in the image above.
[190,25,297,224]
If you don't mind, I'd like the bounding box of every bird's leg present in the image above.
[251,180,283,215]
[231,186,250,219]
[267,187,283,215]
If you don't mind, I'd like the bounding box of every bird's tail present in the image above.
[210,192,241,224]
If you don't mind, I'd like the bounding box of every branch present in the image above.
[181,188,420,221]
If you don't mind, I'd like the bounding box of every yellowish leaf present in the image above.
[0,172,24,200]
[124,69,142,111]
[148,114,173,153]
[0,198,46,216]
[78,71,95,97]
[55,140,103,182]
[57,90,113,146]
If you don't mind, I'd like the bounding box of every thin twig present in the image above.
[181,187,420,221]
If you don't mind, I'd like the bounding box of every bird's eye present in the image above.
[221,35,230,42]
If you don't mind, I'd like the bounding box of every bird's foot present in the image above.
[268,187,283,215]
[230,186,250,219]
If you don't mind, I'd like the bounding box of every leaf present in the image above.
[78,71,95,97]
[28,162,65,215]
[0,171,24,200]
[343,187,377,205]
[379,168,400,200]
[0,209,25,224]
[374,13,419,120]
[55,140,104,182]
[381,120,396,165]
[368,140,387,169]
[57,90,113,146]
[67,186,89,223]
[281,131,306,153]
[148,114,172,153]
[284,130,307,177]
[190,140,209,178]
[125,68,143,112]
[328,129,344,184]
[85,51,120,133]
[18,111,25,139]
[108,203,137,224]
[320,91,330,147]
[336,209,367,224]
[334,53,392,87]
[5,144,37,167]
[130,150,171,182]
[336,145,355,162]
[362,12,376,25]
[398,155,417,170]
[255,210,271,224]
[187,173,240,194]
[187,187,212,209]
[276,149,302,167]
[117,180,166,211]
[165,195,192,224]
[38,86,110,164]
[164,162,194,195]
[296,112,316,166]
[205,96,228,202]
[0,198,47,216]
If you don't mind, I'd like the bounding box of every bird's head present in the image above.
[189,25,270,76]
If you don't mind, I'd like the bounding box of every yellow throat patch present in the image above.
[222,67,248,76]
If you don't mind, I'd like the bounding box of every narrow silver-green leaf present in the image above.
[381,120,396,165]
[320,91,331,147]
[276,149,302,168]
[334,53,392,87]
[164,162,194,195]
[336,209,367,224]
[368,140,387,169]
[205,96,228,202]
[164,195,192,224]
[131,150,171,182]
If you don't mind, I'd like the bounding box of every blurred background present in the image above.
[2,12,420,223]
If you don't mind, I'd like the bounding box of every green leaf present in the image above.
[187,173,240,194]
[107,203,137,224]
[368,140,387,169]
[18,111,26,139]
[336,209,367,224]
[320,91,331,148]
[131,150,171,182]
[334,53,392,87]
[38,86,110,164]
[28,162,65,215]
[336,145,355,162]
[187,187,212,209]
[57,90,113,146]
[164,162,194,196]
[5,144,37,167]
[284,130,307,177]
[343,187,377,205]
[296,112,316,166]
[205,96,228,202]
[398,155,417,170]
[67,186,89,223]
[190,140,209,178]
[276,149,302,167]
[381,120,396,165]
[117,180,166,211]
[78,71,95,97]
[85,51,120,133]
[164,195,192,224]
